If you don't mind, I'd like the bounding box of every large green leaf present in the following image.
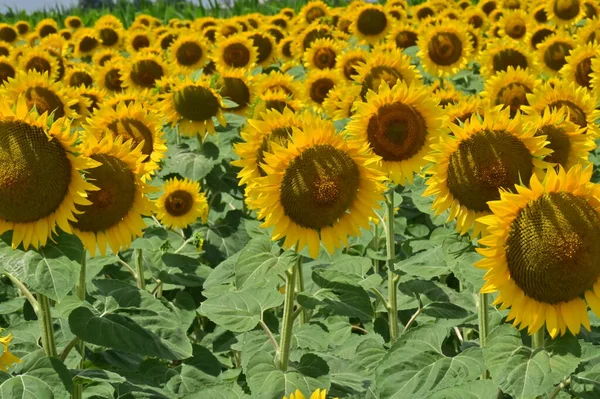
[483,325,581,399]
[166,345,222,394]
[8,355,72,399]
[171,149,218,181]
[234,237,295,290]
[376,324,485,398]
[428,380,499,399]
[0,376,54,399]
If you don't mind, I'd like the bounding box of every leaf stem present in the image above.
[4,272,38,313]
[478,292,490,379]
[58,336,79,362]
[386,188,399,345]
[135,249,145,290]
[532,328,545,349]
[117,258,137,278]
[371,287,389,310]
[277,253,299,371]
[38,293,58,358]
[259,319,279,354]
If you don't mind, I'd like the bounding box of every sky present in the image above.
[1,0,78,12]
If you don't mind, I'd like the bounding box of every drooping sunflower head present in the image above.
[161,76,226,137]
[527,24,556,50]
[480,67,537,119]
[424,106,552,236]
[417,21,472,77]
[350,4,391,44]
[304,68,341,111]
[498,9,530,40]
[347,80,444,185]
[214,33,258,70]
[73,28,100,58]
[215,67,255,115]
[155,178,209,229]
[476,165,600,337]
[480,38,536,78]
[72,135,154,256]
[0,96,99,250]
[387,23,418,51]
[36,19,58,39]
[546,0,585,26]
[121,51,167,90]
[65,63,94,88]
[559,40,598,89]
[304,37,342,71]
[352,48,419,100]
[537,32,576,75]
[252,114,385,258]
[322,82,362,121]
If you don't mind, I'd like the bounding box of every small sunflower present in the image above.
[298,0,330,26]
[265,24,286,44]
[156,178,208,229]
[252,115,385,258]
[162,77,226,137]
[498,9,530,40]
[292,23,333,58]
[322,83,362,121]
[73,28,100,58]
[417,21,472,77]
[480,67,537,118]
[248,31,277,67]
[214,34,258,70]
[304,68,341,111]
[252,91,304,117]
[537,32,576,76]
[0,56,16,84]
[121,52,167,90]
[0,330,21,371]
[433,86,464,108]
[19,48,59,81]
[157,29,178,51]
[350,4,391,45]
[576,16,600,44]
[424,107,552,236]
[335,48,367,82]
[464,7,487,29]
[480,0,498,15]
[584,0,600,18]
[125,29,154,53]
[73,85,105,118]
[546,0,586,26]
[14,21,30,36]
[347,80,444,185]
[277,37,295,62]
[387,23,418,50]
[521,81,600,136]
[215,68,254,115]
[36,19,59,39]
[0,23,18,44]
[560,40,598,89]
[524,107,594,169]
[97,60,125,93]
[477,165,600,337]
[479,38,536,78]
[527,24,556,50]
[444,96,485,128]
[65,64,94,88]
[304,37,342,70]
[414,3,436,20]
[283,389,336,399]
[96,23,123,49]
[168,34,208,72]
[65,16,83,30]
[72,135,154,256]
[0,96,99,249]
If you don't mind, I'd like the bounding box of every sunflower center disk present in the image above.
[223,43,250,67]
[506,21,526,39]
[131,60,164,88]
[176,42,203,66]
[357,9,387,36]
[309,78,334,104]
[73,154,135,232]
[280,145,359,230]
[506,192,600,304]
[361,66,404,99]
[492,49,528,73]
[575,57,592,88]
[0,121,72,223]
[395,31,418,49]
[165,190,194,216]
[24,86,65,119]
[495,82,531,118]
[25,57,51,75]
[107,118,154,162]
[105,69,123,92]
[548,100,587,128]
[314,48,336,69]
[367,103,427,162]
[544,42,573,71]
[79,37,98,53]
[99,28,119,46]
[256,126,294,176]
[554,0,580,19]
[428,32,463,66]
[343,57,364,80]
[221,77,250,111]
[535,125,571,166]
[447,130,533,213]
[251,34,273,64]
[174,85,220,121]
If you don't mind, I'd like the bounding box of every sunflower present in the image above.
[0,330,21,371]
[0,24,17,44]
[444,96,485,128]
[424,107,552,236]
[72,85,105,119]
[527,24,556,50]
[298,0,330,26]
[546,0,586,26]
[65,64,94,88]
[525,107,594,169]
[71,135,153,256]
[248,31,277,67]
[576,16,600,44]
[584,0,600,18]
[14,21,30,36]
[537,32,576,76]
[283,389,336,399]
[214,34,257,70]
[522,81,600,136]
[215,68,254,115]
[162,77,226,137]
[168,34,208,72]
[480,67,537,118]
[346,80,444,185]
[92,49,119,67]
[560,41,598,89]
[476,165,600,336]
[17,48,57,81]
[157,29,178,51]
[417,21,472,77]
[35,19,58,39]
[251,115,385,259]
[73,28,100,58]
[96,23,123,49]
[0,43,10,58]
[155,178,208,229]
[304,68,341,111]
[121,52,166,90]
[277,37,295,62]
[255,70,302,99]
[387,23,418,50]
[592,56,600,97]
[349,4,391,45]
[65,16,83,30]
[252,91,304,117]
[433,86,464,108]
[97,60,125,93]
[498,9,530,40]
[480,0,498,15]
[85,102,167,179]
[0,56,15,85]
[126,29,154,53]
[322,83,362,121]
[414,3,436,20]
[479,38,536,78]
[292,23,333,58]
[352,48,419,99]
[3,70,77,120]
[464,7,487,29]
[0,96,98,249]
[304,37,342,70]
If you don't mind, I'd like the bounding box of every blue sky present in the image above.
[1,0,78,12]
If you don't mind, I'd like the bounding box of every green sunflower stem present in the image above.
[296,256,307,325]
[197,133,204,153]
[77,254,87,368]
[277,253,300,371]
[478,292,490,379]
[135,249,145,290]
[38,293,57,358]
[532,328,545,350]
[386,188,399,345]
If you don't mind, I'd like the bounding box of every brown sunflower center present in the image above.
[174,85,220,121]
[73,153,136,232]
[220,76,250,112]
[544,41,573,71]
[553,0,580,20]
[306,6,326,23]
[25,56,52,75]
[257,126,294,176]
[69,71,93,88]
[531,28,555,49]
[130,59,164,88]
[506,192,600,304]
[482,0,497,14]
[99,28,119,47]
[468,14,484,28]
[356,8,387,36]
[313,47,336,69]
[160,34,177,50]
[132,35,150,51]
[0,26,17,43]
[535,125,571,166]
[107,118,154,162]
[548,100,587,128]
[309,78,335,104]
[0,62,15,83]
[39,25,57,38]
[395,30,418,49]
[79,36,98,53]
[16,23,29,35]
[342,57,364,80]
[505,19,526,39]
[492,48,528,73]
[104,68,123,92]
[281,40,293,58]
[366,102,427,162]
[302,28,332,52]
[24,86,65,118]
[250,34,273,64]
[534,8,548,22]
[68,18,81,29]
[165,190,194,216]
[264,99,291,113]
[574,57,593,88]
[223,42,251,68]
[427,32,463,66]
[417,7,435,20]
[0,121,72,223]
[360,66,404,99]
[495,82,532,118]
[280,144,359,230]
[82,93,100,113]
[176,41,203,66]
[447,129,533,212]
[585,2,598,18]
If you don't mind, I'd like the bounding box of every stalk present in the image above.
[38,294,57,358]
[135,249,145,290]
[277,254,300,371]
[296,257,307,325]
[73,254,88,399]
[478,292,490,379]
[532,328,545,349]
[386,189,399,344]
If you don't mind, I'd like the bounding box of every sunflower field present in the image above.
[1,0,600,398]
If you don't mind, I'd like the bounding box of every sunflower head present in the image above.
[560,40,598,89]
[546,0,585,25]
[98,60,125,93]
[387,24,418,50]
[335,48,367,82]
[215,33,258,70]
[121,52,166,90]
[350,4,391,44]
[156,178,209,229]
[537,32,576,75]
[322,82,361,121]
[168,34,207,72]
[252,91,304,117]
[126,29,154,53]
[14,21,30,36]
[444,96,485,128]
[498,10,529,40]
[19,48,60,81]
[481,66,536,119]
[304,37,342,70]
[0,24,18,44]
[73,28,100,58]
[248,31,277,67]
[304,68,341,110]
[528,24,555,50]
[96,23,123,49]
[65,64,94,88]
[417,21,472,77]
[0,56,15,84]
[480,38,535,78]
[299,1,330,25]
[215,67,254,115]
